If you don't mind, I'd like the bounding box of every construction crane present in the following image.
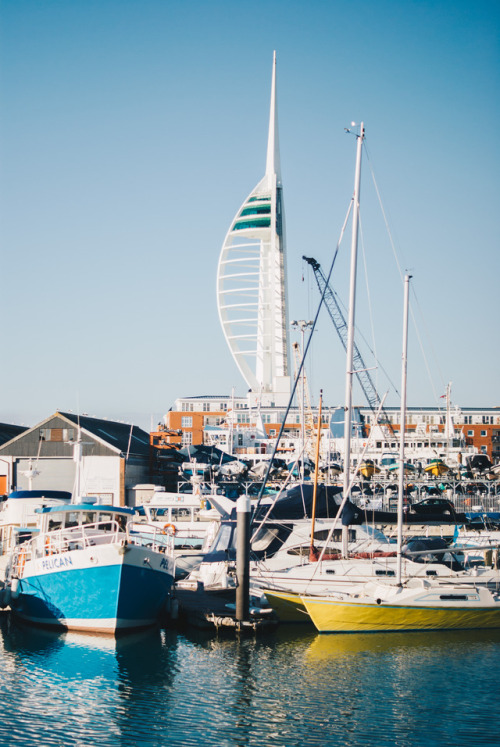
[303,255,394,434]
[292,341,317,457]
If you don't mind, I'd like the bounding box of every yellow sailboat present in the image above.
[299,276,500,633]
[263,589,310,623]
[300,582,500,633]
[266,138,500,636]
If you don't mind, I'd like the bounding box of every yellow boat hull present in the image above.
[424,462,449,476]
[302,596,500,633]
[263,590,311,623]
[359,465,380,478]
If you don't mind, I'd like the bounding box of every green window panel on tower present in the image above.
[239,205,272,217]
[232,218,271,231]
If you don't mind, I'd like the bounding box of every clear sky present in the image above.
[1,0,499,431]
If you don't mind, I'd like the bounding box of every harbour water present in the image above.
[1,613,500,746]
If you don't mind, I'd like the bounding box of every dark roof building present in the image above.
[0,412,153,505]
[0,422,28,447]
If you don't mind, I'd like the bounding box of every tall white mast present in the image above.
[342,122,364,557]
[217,52,290,406]
[396,274,411,585]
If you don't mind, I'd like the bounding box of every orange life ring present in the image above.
[162,523,177,536]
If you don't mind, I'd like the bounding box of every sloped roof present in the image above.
[59,412,151,456]
[0,423,28,447]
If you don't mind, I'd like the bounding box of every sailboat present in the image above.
[264,128,500,631]
[299,275,500,633]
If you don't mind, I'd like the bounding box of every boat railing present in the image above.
[33,519,124,557]
[11,543,31,578]
[127,522,174,554]
[9,519,174,578]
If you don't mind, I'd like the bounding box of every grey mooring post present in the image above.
[236,494,251,622]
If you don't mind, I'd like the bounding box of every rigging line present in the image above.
[34,430,43,467]
[324,268,400,397]
[408,283,445,403]
[363,142,405,282]
[252,198,354,522]
[364,143,445,400]
[250,439,310,541]
[358,212,379,394]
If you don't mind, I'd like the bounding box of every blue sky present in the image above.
[1,0,499,430]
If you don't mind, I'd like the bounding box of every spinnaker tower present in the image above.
[217,52,291,406]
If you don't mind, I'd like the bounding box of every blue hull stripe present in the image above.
[12,563,172,631]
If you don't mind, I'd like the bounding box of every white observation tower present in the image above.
[217,52,291,406]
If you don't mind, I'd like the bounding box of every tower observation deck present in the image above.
[216,52,291,406]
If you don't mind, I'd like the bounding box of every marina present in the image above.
[1,1,499,745]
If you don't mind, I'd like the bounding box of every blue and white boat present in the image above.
[4,504,174,634]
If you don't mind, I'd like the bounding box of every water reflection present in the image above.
[305,627,500,663]
[1,612,500,746]
[0,615,179,747]
[302,629,500,747]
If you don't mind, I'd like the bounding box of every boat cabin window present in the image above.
[96,513,115,530]
[286,546,310,556]
[48,520,62,531]
[65,512,81,528]
[331,529,357,542]
[172,507,192,522]
[251,527,280,551]
[150,508,171,521]
[210,523,233,553]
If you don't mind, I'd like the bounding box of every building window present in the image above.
[480,430,487,437]
[203,403,210,412]
[480,445,488,454]
[467,430,473,437]
[181,416,193,428]
[220,403,227,411]
[181,431,192,446]
[39,428,75,442]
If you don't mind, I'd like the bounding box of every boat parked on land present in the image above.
[424,459,450,477]
[358,460,380,479]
